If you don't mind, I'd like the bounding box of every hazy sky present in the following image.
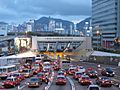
[0,0,91,24]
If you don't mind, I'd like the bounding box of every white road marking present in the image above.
[17,84,26,90]
[67,77,75,90]
[44,71,54,90]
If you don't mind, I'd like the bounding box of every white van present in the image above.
[43,62,51,70]
[88,85,100,90]
[36,54,45,60]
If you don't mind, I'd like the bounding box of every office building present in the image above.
[92,0,120,49]
[0,22,8,36]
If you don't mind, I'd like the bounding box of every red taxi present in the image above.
[58,70,66,76]
[79,75,92,85]
[68,67,76,75]
[37,72,46,82]
[96,76,113,87]
[10,73,25,81]
[53,65,60,71]
[56,75,66,85]
[73,71,82,79]
[2,77,20,88]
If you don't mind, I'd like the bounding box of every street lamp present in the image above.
[96,30,100,51]
[95,25,102,51]
[25,31,28,37]
[75,29,80,36]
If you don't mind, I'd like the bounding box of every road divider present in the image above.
[17,83,26,90]
[112,78,120,89]
[67,77,75,90]
[44,71,54,90]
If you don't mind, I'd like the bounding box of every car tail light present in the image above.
[10,82,13,85]
[2,83,4,86]
[102,81,105,83]
[81,80,84,83]
[75,76,77,78]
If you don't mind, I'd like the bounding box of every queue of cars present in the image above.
[0,54,53,89]
[0,53,116,89]
[58,63,114,88]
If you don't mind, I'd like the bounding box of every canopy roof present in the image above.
[91,51,120,57]
[0,51,36,59]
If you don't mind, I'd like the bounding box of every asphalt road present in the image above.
[2,61,120,90]
[49,76,71,90]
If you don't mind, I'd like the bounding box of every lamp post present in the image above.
[75,29,80,36]
[25,31,28,37]
[96,30,100,51]
[95,25,102,51]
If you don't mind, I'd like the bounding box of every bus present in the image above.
[0,65,18,80]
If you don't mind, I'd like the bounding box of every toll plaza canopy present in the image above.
[0,51,36,59]
[91,51,120,57]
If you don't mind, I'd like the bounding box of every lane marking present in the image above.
[18,84,26,90]
[44,71,54,90]
[67,77,75,90]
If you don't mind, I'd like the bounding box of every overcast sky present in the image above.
[0,0,91,24]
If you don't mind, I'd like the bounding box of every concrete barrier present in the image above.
[44,71,54,90]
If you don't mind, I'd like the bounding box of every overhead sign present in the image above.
[36,37,85,42]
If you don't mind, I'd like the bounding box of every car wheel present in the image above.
[13,84,16,87]
[99,83,102,87]
[109,85,112,87]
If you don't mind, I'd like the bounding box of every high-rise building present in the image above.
[0,22,8,36]
[49,20,55,31]
[92,0,120,50]
[26,20,34,32]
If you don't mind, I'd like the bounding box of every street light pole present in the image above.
[96,30,100,51]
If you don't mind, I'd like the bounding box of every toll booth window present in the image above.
[3,69,6,72]
[44,47,46,49]
[73,47,76,49]
[0,69,2,72]
[61,47,64,49]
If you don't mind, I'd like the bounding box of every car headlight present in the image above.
[113,72,115,74]
[106,72,109,74]
[35,83,38,85]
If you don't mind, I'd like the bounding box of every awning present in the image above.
[0,51,36,59]
[91,51,120,57]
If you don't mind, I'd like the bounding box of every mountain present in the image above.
[76,17,91,35]
[34,17,74,32]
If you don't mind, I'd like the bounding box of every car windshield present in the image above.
[82,77,89,79]
[90,71,97,73]
[70,69,74,70]
[37,73,44,76]
[76,73,82,75]
[30,78,39,82]
[80,67,84,69]
[57,77,65,80]
[33,64,39,67]
[7,78,13,81]
[89,87,99,90]
[106,68,113,72]
[13,74,19,76]
[23,70,29,73]
[101,77,109,80]
[58,72,64,74]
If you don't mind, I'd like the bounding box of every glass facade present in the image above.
[92,0,120,49]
